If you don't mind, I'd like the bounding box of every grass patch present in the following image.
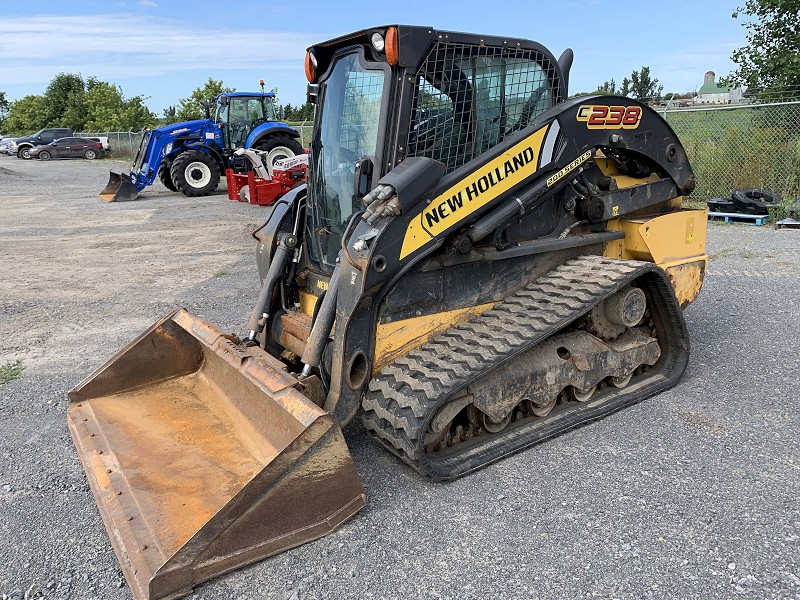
[213,269,228,278]
[0,360,24,385]
[708,246,739,260]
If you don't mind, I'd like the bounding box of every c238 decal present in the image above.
[577,105,642,129]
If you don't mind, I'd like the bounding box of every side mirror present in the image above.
[306,84,319,104]
[199,100,211,120]
[218,95,229,107]
[353,158,373,202]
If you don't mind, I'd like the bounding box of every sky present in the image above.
[0,0,747,116]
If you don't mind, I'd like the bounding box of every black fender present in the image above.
[250,126,302,149]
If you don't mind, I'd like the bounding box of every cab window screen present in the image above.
[407,44,560,173]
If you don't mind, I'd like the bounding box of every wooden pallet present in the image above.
[707,211,769,225]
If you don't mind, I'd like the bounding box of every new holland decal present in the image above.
[577,105,642,129]
[400,126,548,259]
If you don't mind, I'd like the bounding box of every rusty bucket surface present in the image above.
[68,309,365,600]
[99,171,139,202]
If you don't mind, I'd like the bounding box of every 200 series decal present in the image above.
[400,126,548,260]
[577,105,642,129]
[546,151,592,187]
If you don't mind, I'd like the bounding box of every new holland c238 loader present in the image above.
[68,25,707,600]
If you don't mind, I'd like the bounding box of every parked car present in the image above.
[0,138,18,155]
[29,138,105,160]
[14,128,74,159]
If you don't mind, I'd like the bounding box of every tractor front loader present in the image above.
[70,25,707,600]
[100,89,303,202]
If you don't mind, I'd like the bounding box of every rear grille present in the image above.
[406,42,561,174]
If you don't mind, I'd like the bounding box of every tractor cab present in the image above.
[215,92,279,149]
[303,25,568,269]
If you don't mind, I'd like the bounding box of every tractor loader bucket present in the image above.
[67,309,366,600]
[100,171,139,202]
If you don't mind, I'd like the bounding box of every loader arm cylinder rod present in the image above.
[247,234,295,339]
[464,159,588,245]
[301,257,342,376]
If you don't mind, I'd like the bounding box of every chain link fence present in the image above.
[663,100,800,207]
[74,130,145,157]
[84,106,800,210]
[78,123,313,159]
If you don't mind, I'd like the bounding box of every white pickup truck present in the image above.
[87,137,111,152]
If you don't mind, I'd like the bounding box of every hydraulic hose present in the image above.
[301,253,342,376]
[247,233,296,340]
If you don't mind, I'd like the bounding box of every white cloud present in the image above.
[0,14,324,85]
[138,0,158,7]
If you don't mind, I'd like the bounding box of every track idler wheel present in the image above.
[568,385,597,402]
[523,396,556,417]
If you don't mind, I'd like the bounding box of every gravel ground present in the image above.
[1,154,798,600]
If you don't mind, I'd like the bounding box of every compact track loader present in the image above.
[69,25,707,600]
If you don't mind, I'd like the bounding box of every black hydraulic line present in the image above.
[247,233,296,339]
[463,153,592,246]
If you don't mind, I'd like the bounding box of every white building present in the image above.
[696,71,745,104]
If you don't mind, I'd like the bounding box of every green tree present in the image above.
[0,91,9,129]
[620,78,632,97]
[727,0,800,94]
[177,78,234,121]
[80,81,156,131]
[595,79,617,95]
[42,73,86,127]
[4,95,47,134]
[622,66,663,101]
[161,105,178,124]
[120,95,157,130]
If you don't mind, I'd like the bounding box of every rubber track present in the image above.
[362,256,689,480]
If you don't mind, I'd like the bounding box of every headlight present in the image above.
[371,32,385,52]
[164,142,173,154]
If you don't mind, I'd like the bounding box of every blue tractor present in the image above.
[100,89,304,202]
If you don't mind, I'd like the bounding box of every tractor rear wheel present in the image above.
[254,134,304,167]
[170,150,220,197]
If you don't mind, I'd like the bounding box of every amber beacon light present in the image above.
[385,27,399,65]
[305,51,316,82]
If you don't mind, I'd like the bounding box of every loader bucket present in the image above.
[100,171,139,202]
[67,309,366,600]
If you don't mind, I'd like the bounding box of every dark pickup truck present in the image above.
[15,128,74,159]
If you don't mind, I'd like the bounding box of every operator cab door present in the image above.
[227,96,272,148]
[215,98,230,148]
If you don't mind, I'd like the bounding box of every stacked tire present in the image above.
[708,188,781,215]
[731,189,781,214]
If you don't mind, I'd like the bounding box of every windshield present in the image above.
[308,52,387,267]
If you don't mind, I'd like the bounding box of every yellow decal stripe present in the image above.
[400,126,548,259]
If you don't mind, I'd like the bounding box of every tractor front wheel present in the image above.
[159,160,178,192]
[170,150,220,197]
